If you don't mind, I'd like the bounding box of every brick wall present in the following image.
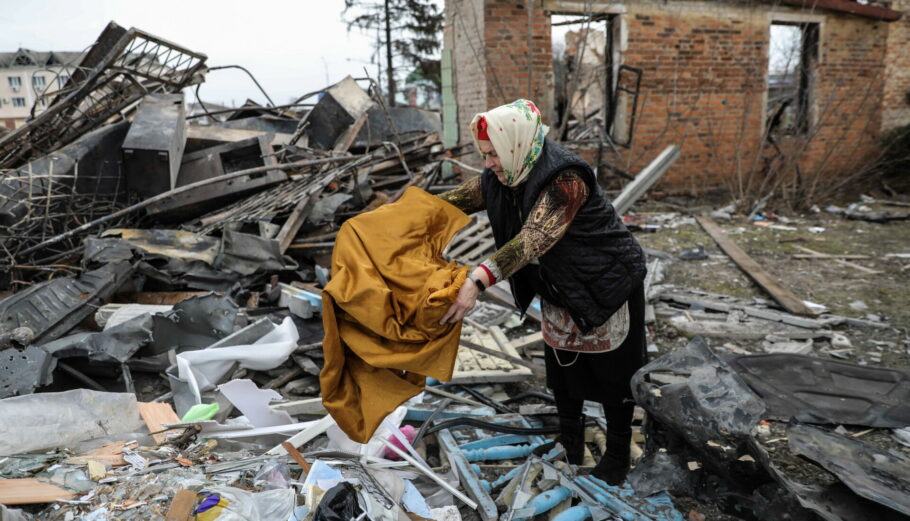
[883,0,910,131]
[445,0,896,195]
[483,0,554,114]
[446,0,488,152]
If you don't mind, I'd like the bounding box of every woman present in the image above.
[437,99,647,485]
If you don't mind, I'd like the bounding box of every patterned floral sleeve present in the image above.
[436,175,485,214]
[481,171,589,282]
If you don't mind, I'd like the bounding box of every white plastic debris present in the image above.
[849,300,869,311]
[326,406,408,458]
[193,487,295,521]
[831,333,853,349]
[175,316,299,406]
[218,379,294,428]
[802,300,829,314]
[431,505,462,521]
[893,427,910,447]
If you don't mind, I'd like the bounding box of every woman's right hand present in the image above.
[439,279,480,325]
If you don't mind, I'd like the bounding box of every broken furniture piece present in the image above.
[146,135,287,219]
[121,93,187,199]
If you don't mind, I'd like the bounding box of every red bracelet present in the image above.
[478,264,496,286]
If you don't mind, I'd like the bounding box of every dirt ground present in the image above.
[635,201,910,368]
[628,199,910,520]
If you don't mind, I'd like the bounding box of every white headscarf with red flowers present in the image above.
[470,99,549,187]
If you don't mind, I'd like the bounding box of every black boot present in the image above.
[592,430,631,485]
[532,414,585,464]
[532,388,585,464]
[591,404,634,486]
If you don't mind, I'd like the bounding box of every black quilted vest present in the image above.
[481,139,646,333]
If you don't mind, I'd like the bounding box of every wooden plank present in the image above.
[437,430,499,521]
[281,442,312,474]
[696,216,815,316]
[0,478,77,505]
[275,194,316,254]
[66,441,131,467]
[164,489,197,521]
[138,402,182,445]
[114,291,207,305]
[793,246,882,275]
[792,254,872,260]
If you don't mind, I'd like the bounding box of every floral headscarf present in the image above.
[470,99,549,187]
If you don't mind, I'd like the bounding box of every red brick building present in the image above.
[443,0,909,196]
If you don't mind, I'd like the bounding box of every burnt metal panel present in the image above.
[0,21,206,169]
[0,261,134,345]
[727,354,910,428]
[0,346,56,399]
[145,135,286,219]
[788,424,910,516]
[305,76,373,149]
[122,93,186,198]
[631,337,768,483]
[219,115,298,135]
[353,106,442,149]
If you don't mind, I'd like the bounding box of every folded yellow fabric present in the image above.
[320,187,470,443]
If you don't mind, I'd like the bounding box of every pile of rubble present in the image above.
[0,20,909,521]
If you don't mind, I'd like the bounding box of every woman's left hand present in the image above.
[439,280,480,325]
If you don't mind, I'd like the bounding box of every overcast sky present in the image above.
[0,0,435,107]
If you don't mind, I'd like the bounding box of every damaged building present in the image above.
[0,7,908,521]
[444,0,910,194]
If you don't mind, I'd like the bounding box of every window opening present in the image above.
[551,14,616,141]
[767,22,819,136]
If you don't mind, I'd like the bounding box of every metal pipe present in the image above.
[379,437,478,510]
[57,361,107,392]
[206,65,277,107]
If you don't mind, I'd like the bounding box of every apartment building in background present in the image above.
[0,48,85,130]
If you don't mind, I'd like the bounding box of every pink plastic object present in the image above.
[383,424,417,460]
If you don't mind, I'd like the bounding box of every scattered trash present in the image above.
[0,16,905,521]
[678,246,708,261]
[849,300,869,311]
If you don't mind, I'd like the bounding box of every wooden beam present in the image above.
[281,442,312,474]
[164,489,197,521]
[114,291,207,305]
[331,111,370,155]
[792,254,871,260]
[764,0,902,21]
[696,216,815,316]
[794,246,883,275]
[138,402,182,445]
[0,478,77,505]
